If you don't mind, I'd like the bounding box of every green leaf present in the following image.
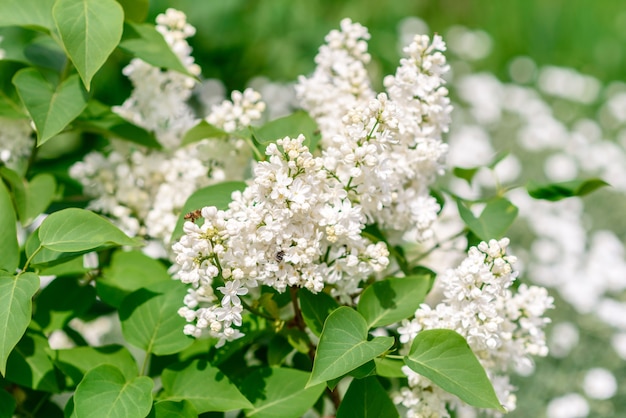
[336,376,399,418]
[50,345,138,387]
[24,230,92,269]
[32,276,96,334]
[53,0,124,90]
[74,364,153,418]
[24,35,67,72]
[0,0,55,30]
[374,357,406,378]
[307,307,394,388]
[148,400,197,418]
[116,0,149,22]
[38,208,139,252]
[161,359,253,413]
[171,181,246,241]
[118,22,193,77]
[23,174,56,227]
[181,119,230,146]
[527,178,610,201]
[0,272,39,376]
[75,100,161,149]
[456,197,518,241]
[12,69,88,145]
[252,111,320,152]
[284,328,310,354]
[357,276,430,329]
[241,368,325,418]
[267,334,293,366]
[298,289,339,337]
[404,329,505,411]
[0,179,19,272]
[0,388,16,418]
[119,280,193,355]
[98,250,171,308]
[452,166,480,185]
[5,331,60,392]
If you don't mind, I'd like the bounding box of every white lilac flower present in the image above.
[0,117,34,172]
[395,238,554,416]
[172,135,390,344]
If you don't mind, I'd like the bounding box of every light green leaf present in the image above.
[98,250,171,308]
[38,208,139,252]
[357,276,430,329]
[115,0,149,22]
[53,0,124,90]
[0,179,19,272]
[119,280,193,355]
[404,329,505,411]
[0,0,55,30]
[336,376,399,418]
[50,345,138,387]
[181,119,230,146]
[12,69,88,145]
[298,289,339,337]
[32,276,96,334]
[23,173,56,226]
[118,22,193,77]
[75,100,161,149]
[374,357,406,378]
[307,307,394,388]
[148,400,197,418]
[5,331,60,392]
[0,388,16,417]
[74,364,153,418]
[456,197,518,241]
[24,230,91,268]
[0,166,27,223]
[171,181,246,241]
[241,368,325,418]
[161,359,253,413]
[252,111,321,152]
[527,178,610,201]
[0,272,39,376]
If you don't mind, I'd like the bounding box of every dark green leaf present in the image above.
[38,208,139,252]
[298,289,339,337]
[116,0,149,22]
[118,22,193,77]
[148,400,197,418]
[171,181,246,241]
[12,69,88,144]
[73,364,153,418]
[0,179,19,272]
[119,280,193,355]
[374,357,406,378]
[24,36,66,72]
[181,119,230,146]
[98,250,171,308]
[452,166,480,185]
[357,276,430,329]
[267,334,293,366]
[0,272,39,376]
[75,100,161,149]
[50,345,138,387]
[284,328,310,354]
[336,376,399,418]
[0,388,16,417]
[456,197,518,241]
[53,0,124,90]
[5,332,60,392]
[161,359,253,413]
[527,178,610,201]
[32,276,96,334]
[251,111,320,152]
[404,329,505,411]
[307,307,394,388]
[241,368,325,418]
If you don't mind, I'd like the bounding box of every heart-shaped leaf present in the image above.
[161,359,253,413]
[0,0,55,29]
[12,69,88,144]
[0,272,39,376]
[336,376,399,418]
[298,288,339,337]
[357,275,430,329]
[74,364,153,418]
[456,197,518,241]
[53,0,124,90]
[527,178,609,201]
[240,367,325,418]
[181,120,229,146]
[307,307,394,388]
[5,331,60,392]
[404,329,505,411]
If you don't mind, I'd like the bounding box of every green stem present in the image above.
[21,245,43,273]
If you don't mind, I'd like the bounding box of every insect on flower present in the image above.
[275,250,285,262]
[184,209,202,223]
